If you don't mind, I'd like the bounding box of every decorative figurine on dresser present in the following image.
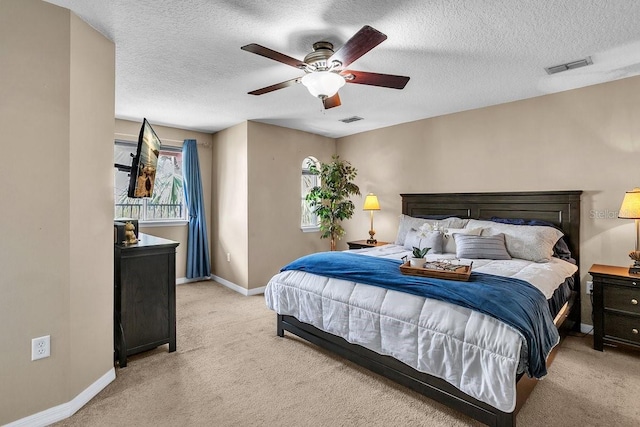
[114,229,179,367]
[123,221,138,244]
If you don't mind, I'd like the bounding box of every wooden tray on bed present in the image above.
[399,261,472,281]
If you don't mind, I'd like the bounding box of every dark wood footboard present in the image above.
[278,314,516,426]
[277,292,576,427]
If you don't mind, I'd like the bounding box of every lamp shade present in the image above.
[301,71,346,98]
[619,188,640,219]
[363,193,380,211]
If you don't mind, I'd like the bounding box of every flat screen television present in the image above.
[127,118,162,198]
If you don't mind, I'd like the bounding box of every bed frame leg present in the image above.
[495,410,516,427]
[277,314,284,337]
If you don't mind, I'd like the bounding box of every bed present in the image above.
[265,191,582,426]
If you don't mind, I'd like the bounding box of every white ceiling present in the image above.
[44,0,640,138]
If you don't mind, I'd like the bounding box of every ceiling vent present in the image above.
[339,116,363,123]
[544,56,593,75]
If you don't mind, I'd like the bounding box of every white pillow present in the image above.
[443,227,482,254]
[394,215,469,245]
[466,219,564,262]
[404,229,443,254]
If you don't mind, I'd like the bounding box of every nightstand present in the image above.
[589,264,640,352]
[347,240,390,250]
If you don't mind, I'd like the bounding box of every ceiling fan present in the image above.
[241,25,410,109]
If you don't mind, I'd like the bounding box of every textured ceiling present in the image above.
[44,0,640,138]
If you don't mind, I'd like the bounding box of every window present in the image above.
[301,156,320,231]
[114,141,187,223]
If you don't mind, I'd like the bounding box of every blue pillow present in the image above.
[490,217,557,228]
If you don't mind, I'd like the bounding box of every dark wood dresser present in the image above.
[114,233,179,367]
[589,264,640,352]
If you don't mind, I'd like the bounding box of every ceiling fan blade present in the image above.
[248,77,301,95]
[241,43,306,69]
[343,70,410,89]
[322,93,341,109]
[330,25,387,68]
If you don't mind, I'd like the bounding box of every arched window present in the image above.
[301,156,320,231]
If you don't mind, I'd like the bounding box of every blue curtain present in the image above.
[182,139,211,279]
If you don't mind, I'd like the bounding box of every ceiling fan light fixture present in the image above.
[301,71,345,98]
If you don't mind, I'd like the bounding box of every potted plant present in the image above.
[410,246,430,267]
[306,155,361,250]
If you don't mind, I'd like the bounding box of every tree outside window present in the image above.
[301,156,320,231]
[114,141,187,222]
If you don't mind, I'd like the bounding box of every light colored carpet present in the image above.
[54,281,640,427]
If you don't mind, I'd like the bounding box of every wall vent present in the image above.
[544,56,593,75]
[339,116,363,123]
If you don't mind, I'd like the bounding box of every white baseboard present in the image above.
[176,275,265,295]
[210,274,266,296]
[580,323,594,335]
[176,276,210,285]
[6,368,115,427]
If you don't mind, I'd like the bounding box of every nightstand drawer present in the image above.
[601,276,640,288]
[605,312,640,345]
[604,286,640,315]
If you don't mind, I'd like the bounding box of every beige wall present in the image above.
[211,121,336,290]
[0,0,115,424]
[114,119,213,280]
[68,11,117,397]
[247,122,336,289]
[337,75,640,325]
[212,122,249,288]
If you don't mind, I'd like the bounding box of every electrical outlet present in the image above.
[226,253,231,262]
[586,281,593,295]
[31,335,50,361]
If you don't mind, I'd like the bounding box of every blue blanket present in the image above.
[281,251,559,378]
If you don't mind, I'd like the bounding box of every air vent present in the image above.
[544,56,593,75]
[339,116,363,123]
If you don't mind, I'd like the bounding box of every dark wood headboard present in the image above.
[401,191,582,264]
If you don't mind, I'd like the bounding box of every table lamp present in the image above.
[363,193,381,244]
[618,187,640,274]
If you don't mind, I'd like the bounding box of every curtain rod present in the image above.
[114,132,210,147]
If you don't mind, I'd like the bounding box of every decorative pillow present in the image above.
[443,227,482,253]
[394,215,468,245]
[454,233,511,260]
[404,229,443,254]
[489,217,573,262]
[466,219,564,262]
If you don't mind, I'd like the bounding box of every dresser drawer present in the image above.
[604,285,640,315]
[604,312,640,345]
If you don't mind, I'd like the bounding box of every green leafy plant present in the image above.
[412,246,430,258]
[306,155,361,250]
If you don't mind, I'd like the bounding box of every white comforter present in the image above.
[264,245,578,412]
